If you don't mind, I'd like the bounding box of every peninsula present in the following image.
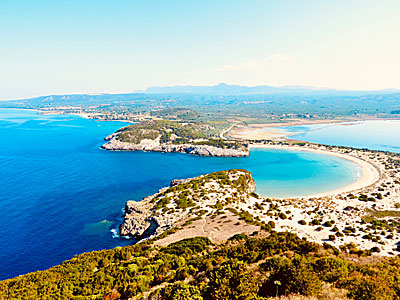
[119,169,261,243]
[101,120,249,157]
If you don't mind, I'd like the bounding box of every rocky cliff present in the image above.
[102,135,249,157]
[119,169,257,238]
[101,120,249,157]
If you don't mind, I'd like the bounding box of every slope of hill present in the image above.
[1,85,399,122]
[101,120,249,156]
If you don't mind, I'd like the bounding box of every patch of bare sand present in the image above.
[230,127,287,140]
[154,211,260,247]
[229,119,355,140]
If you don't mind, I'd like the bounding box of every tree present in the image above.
[259,255,322,297]
[204,259,259,300]
[162,283,203,300]
[347,276,396,300]
[313,257,349,283]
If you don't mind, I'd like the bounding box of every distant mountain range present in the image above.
[1,84,399,118]
[144,83,400,95]
[2,84,399,105]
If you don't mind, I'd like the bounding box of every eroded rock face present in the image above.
[245,179,257,193]
[119,201,152,237]
[101,136,249,157]
[119,169,257,238]
[170,178,193,187]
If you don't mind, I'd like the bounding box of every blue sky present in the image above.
[0,0,399,99]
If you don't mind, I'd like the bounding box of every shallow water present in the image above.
[0,109,359,279]
[282,120,400,153]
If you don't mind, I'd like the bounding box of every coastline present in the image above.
[0,107,41,113]
[249,143,381,198]
[0,107,383,198]
[2,107,400,285]
[229,119,351,140]
[39,109,135,123]
[228,117,400,141]
[119,143,400,255]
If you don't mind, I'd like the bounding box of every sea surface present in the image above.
[0,109,360,279]
[281,120,400,153]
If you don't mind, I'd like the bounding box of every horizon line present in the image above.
[2,82,400,101]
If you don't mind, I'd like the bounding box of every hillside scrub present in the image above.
[1,232,400,299]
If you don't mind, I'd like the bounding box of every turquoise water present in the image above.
[283,120,400,153]
[0,109,359,279]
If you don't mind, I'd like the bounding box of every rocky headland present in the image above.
[101,120,249,157]
[102,136,249,156]
[119,169,258,240]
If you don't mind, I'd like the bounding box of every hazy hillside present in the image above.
[1,84,399,120]
[145,83,400,96]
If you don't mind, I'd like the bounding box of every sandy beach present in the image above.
[237,143,400,255]
[228,120,349,140]
[146,141,399,255]
[249,144,381,198]
[227,117,389,141]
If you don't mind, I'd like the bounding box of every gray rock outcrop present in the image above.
[101,136,249,157]
[119,169,257,239]
[119,201,153,237]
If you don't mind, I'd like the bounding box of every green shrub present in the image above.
[259,255,322,297]
[313,257,349,282]
[205,259,259,300]
[161,282,203,300]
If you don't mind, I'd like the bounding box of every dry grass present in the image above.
[265,286,348,300]
[265,295,318,300]
[154,210,261,247]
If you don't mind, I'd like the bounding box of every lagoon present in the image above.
[282,120,400,153]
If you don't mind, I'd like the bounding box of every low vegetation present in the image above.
[114,120,247,151]
[1,232,400,299]
[149,107,201,121]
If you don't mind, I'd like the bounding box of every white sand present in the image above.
[249,144,381,198]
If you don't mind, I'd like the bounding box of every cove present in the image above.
[0,109,359,279]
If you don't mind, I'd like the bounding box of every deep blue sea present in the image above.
[0,109,360,279]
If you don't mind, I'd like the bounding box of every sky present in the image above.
[0,0,400,100]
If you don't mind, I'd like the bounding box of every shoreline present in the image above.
[0,107,130,123]
[249,143,382,198]
[229,117,400,141]
[121,144,399,255]
[0,107,383,199]
[229,119,352,140]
